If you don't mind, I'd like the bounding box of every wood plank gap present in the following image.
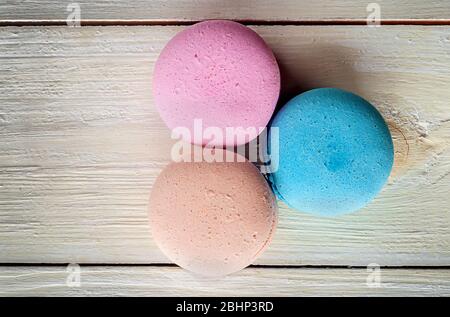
[1,263,450,270]
[1,19,450,27]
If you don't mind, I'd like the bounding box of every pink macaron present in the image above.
[153,20,280,147]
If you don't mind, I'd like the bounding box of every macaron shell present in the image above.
[153,20,280,146]
[269,88,394,216]
[149,156,278,276]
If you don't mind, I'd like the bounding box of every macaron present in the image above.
[149,150,278,276]
[268,88,394,216]
[153,20,280,147]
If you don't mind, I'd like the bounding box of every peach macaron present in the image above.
[149,151,278,276]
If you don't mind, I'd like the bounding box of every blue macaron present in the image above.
[268,88,394,216]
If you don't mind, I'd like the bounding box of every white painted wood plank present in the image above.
[0,0,449,21]
[0,26,449,265]
[1,266,449,296]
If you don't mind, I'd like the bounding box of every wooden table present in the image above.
[0,1,449,296]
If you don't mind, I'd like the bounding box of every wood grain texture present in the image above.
[0,0,449,22]
[1,266,449,296]
[0,26,449,266]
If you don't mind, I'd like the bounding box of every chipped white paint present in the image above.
[0,26,449,268]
